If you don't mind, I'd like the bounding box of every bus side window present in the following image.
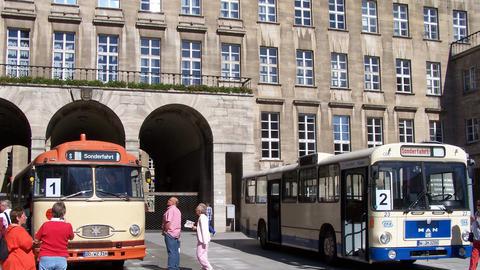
[246,179,256,204]
[282,170,298,203]
[256,177,267,203]
[299,167,317,203]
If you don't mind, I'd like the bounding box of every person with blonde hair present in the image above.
[193,203,213,270]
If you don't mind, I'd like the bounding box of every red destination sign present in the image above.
[400,147,432,157]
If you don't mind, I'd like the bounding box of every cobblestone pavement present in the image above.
[70,232,469,270]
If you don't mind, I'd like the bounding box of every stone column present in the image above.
[213,144,227,233]
[30,136,46,161]
[125,139,140,159]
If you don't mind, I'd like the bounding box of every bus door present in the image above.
[341,167,368,261]
[267,180,281,244]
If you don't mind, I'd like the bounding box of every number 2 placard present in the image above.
[46,178,61,197]
[376,190,392,211]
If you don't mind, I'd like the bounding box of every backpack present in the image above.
[0,217,8,261]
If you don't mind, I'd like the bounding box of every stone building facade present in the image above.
[0,0,479,231]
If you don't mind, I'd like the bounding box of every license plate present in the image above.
[417,240,439,247]
[83,251,108,257]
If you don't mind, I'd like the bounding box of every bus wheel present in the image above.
[320,230,337,264]
[259,223,269,249]
[112,260,125,269]
[400,260,416,266]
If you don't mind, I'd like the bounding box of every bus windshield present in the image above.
[95,166,143,198]
[34,165,93,198]
[372,162,468,211]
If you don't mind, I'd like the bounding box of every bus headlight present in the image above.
[459,247,466,257]
[462,231,470,242]
[379,232,392,245]
[129,224,141,236]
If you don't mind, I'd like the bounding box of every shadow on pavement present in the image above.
[211,238,453,270]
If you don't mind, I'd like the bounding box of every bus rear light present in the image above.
[369,217,374,228]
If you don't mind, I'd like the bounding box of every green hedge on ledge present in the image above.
[0,76,252,94]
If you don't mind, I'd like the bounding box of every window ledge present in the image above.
[330,87,351,91]
[364,89,383,93]
[426,94,442,97]
[328,27,348,33]
[393,35,412,39]
[423,38,442,43]
[395,92,415,96]
[295,84,316,89]
[259,159,283,162]
[361,31,381,36]
[256,21,280,25]
[178,13,204,18]
[293,24,315,29]
[258,82,282,86]
[95,6,122,11]
[138,10,164,14]
[51,3,79,8]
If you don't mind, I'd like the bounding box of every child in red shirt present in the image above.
[35,202,74,270]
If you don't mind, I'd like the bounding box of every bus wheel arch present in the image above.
[319,224,337,264]
[258,219,269,249]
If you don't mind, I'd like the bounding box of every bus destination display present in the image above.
[66,150,121,162]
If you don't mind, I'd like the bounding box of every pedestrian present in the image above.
[0,201,12,229]
[162,197,181,270]
[2,207,35,270]
[35,201,74,270]
[470,200,480,270]
[206,203,215,235]
[193,203,213,270]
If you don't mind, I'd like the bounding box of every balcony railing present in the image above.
[451,31,480,57]
[0,64,252,94]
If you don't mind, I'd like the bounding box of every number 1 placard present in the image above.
[46,178,61,197]
[376,190,392,211]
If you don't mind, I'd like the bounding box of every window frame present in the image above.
[6,28,30,78]
[466,118,480,143]
[52,32,75,80]
[395,58,412,93]
[362,0,378,33]
[399,119,414,143]
[140,0,161,12]
[364,55,380,91]
[140,37,161,85]
[181,0,201,15]
[426,61,441,96]
[453,10,468,41]
[423,7,439,40]
[333,115,351,154]
[258,0,277,23]
[393,3,409,37]
[298,113,316,157]
[296,49,314,86]
[181,40,202,85]
[220,0,240,19]
[97,0,119,9]
[97,34,119,83]
[53,0,77,5]
[221,43,241,80]
[259,47,279,84]
[331,52,348,88]
[261,112,281,160]
[367,117,383,148]
[429,120,443,142]
[294,0,312,27]
[328,0,346,30]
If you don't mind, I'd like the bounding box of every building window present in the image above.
[399,119,414,143]
[331,53,348,88]
[140,38,161,84]
[98,0,119,8]
[6,29,30,78]
[141,0,161,12]
[396,59,411,93]
[181,40,202,85]
[393,4,409,37]
[329,0,345,30]
[221,44,241,80]
[53,0,77,4]
[97,35,118,83]
[296,50,314,86]
[259,47,278,84]
[463,67,477,92]
[466,118,479,143]
[453,10,468,41]
[364,56,380,91]
[261,112,280,159]
[426,62,441,96]
[367,118,383,148]
[362,0,377,33]
[298,114,316,157]
[295,0,312,26]
[333,115,350,154]
[181,0,201,15]
[52,32,75,80]
[258,0,276,22]
[424,7,438,40]
[221,0,239,19]
[429,121,443,142]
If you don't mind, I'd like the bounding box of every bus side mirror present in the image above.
[145,171,152,184]
[468,158,476,167]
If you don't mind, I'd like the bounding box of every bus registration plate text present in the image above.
[83,251,108,257]
[417,240,439,247]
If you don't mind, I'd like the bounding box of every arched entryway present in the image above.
[46,100,125,147]
[0,98,31,192]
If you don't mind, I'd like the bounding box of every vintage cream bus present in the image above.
[241,143,474,264]
[11,134,145,269]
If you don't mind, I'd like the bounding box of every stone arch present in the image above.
[139,104,213,201]
[0,98,31,151]
[46,100,125,147]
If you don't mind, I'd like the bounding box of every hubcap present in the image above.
[324,236,335,257]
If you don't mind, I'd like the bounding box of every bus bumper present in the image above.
[66,241,146,262]
[369,245,472,262]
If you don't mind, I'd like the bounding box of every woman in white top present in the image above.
[193,203,213,270]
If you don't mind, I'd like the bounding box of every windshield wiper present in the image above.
[60,189,92,200]
[96,189,130,201]
[404,190,428,214]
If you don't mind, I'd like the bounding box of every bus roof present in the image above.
[242,143,468,179]
[33,134,138,166]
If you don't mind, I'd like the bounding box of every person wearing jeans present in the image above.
[162,197,182,270]
[35,201,74,270]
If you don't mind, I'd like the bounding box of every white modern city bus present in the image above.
[241,143,474,264]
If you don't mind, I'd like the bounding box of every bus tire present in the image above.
[400,259,416,266]
[319,229,337,264]
[258,222,269,249]
[112,260,125,269]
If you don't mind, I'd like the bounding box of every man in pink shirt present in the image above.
[162,197,181,270]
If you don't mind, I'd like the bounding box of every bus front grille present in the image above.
[78,225,113,239]
[410,249,447,257]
